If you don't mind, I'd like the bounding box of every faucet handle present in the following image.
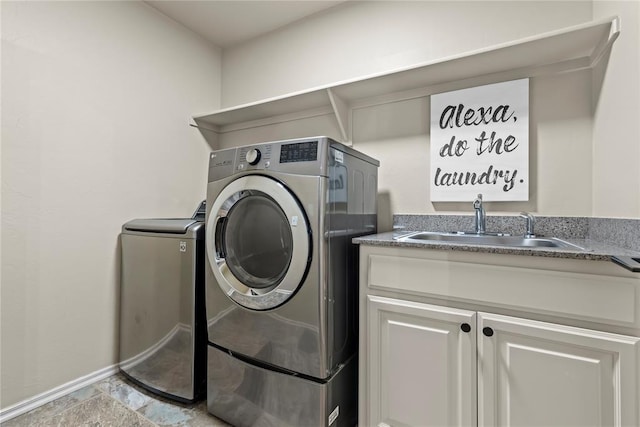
[519,212,536,238]
[473,193,483,208]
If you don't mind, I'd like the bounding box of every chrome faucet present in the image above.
[473,194,486,235]
[519,212,536,238]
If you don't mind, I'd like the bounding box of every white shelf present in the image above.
[193,16,620,142]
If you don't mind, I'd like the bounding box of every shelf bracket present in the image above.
[590,15,621,67]
[327,88,351,143]
[190,119,220,149]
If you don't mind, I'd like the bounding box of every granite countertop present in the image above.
[352,215,640,269]
[353,230,637,261]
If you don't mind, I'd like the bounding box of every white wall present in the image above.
[220,0,601,222]
[222,1,593,107]
[1,1,221,409]
[592,1,640,218]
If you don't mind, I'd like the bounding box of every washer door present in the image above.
[206,175,311,310]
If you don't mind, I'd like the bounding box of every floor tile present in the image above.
[2,374,229,427]
[181,401,232,427]
[94,374,153,411]
[44,393,155,427]
[1,385,101,427]
[137,399,197,426]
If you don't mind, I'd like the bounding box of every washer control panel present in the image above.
[232,138,323,174]
[209,138,334,181]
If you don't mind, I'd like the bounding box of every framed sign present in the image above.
[430,79,529,201]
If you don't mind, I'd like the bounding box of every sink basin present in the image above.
[396,232,585,250]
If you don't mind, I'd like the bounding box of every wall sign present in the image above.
[430,79,529,201]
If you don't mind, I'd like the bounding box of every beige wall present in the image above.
[592,1,640,218]
[352,70,594,222]
[219,0,640,220]
[221,1,593,107]
[0,1,221,408]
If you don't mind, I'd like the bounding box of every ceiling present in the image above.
[145,1,347,49]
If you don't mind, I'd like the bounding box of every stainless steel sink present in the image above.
[395,232,585,250]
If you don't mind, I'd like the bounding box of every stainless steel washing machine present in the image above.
[120,217,206,403]
[205,136,378,427]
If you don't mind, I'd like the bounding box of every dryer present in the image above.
[205,136,378,427]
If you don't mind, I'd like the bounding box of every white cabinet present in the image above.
[478,313,639,427]
[358,246,640,427]
[364,296,476,427]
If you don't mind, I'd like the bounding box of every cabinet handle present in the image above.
[482,327,494,337]
[460,323,471,333]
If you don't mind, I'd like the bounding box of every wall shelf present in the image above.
[192,16,620,143]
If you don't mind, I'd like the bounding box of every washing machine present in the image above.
[205,136,378,427]
[119,209,207,403]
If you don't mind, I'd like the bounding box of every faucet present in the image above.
[473,194,486,235]
[519,212,536,238]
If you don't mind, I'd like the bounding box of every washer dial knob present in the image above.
[246,149,261,165]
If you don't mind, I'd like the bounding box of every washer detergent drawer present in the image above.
[119,220,205,402]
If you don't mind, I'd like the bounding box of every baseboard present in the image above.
[0,363,119,423]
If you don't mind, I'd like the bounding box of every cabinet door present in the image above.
[365,295,476,427]
[478,312,640,427]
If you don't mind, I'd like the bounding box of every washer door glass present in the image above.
[206,175,311,310]
[223,194,293,289]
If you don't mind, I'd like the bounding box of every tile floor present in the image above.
[2,374,230,427]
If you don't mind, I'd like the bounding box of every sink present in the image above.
[396,232,585,250]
